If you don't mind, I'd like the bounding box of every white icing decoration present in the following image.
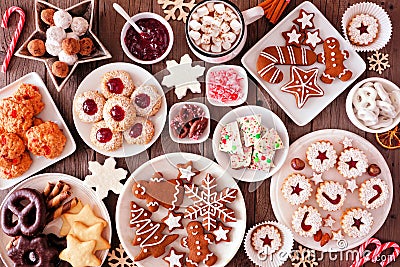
[305,31,321,48]
[286,28,302,44]
[306,141,337,173]
[164,249,183,267]
[212,225,230,242]
[296,10,314,30]
[179,166,196,181]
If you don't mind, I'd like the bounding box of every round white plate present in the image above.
[0,173,112,267]
[212,105,289,182]
[270,129,393,252]
[73,62,167,157]
[116,152,247,267]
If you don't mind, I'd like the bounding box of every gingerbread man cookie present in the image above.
[181,221,218,267]
[317,37,353,84]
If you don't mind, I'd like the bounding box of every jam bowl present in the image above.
[120,12,174,65]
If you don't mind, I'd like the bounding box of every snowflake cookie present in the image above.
[291,245,318,267]
[158,0,195,23]
[368,51,390,75]
[107,243,135,267]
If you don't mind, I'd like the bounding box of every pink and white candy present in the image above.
[351,238,400,267]
[208,68,243,103]
[1,6,25,73]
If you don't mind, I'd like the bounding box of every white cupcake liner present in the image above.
[341,2,392,52]
[244,221,294,267]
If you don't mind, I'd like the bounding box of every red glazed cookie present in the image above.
[0,98,33,136]
[257,46,317,84]
[0,151,32,179]
[317,37,353,84]
[74,90,106,123]
[303,29,323,50]
[26,121,66,159]
[132,172,184,212]
[0,133,25,159]
[123,117,155,145]
[130,201,179,261]
[212,222,232,244]
[89,120,123,151]
[293,9,315,31]
[161,211,184,232]
[163,248,185,267]
[282,26,304,47]
[101,70,135,99]
[13,83,44,115]
[181,221,217,267]
[103,96,136,131]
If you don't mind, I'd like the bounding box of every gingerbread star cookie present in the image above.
[293,9,315,31]
[59,234,101,267]
[162,211,184,232]
[303,29,323,50]
[176,161,200,183]
[163,248,185,267]
[282,25,304,47]
[212,222,232,244]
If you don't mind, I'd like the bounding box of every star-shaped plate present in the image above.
[15,0,111,91]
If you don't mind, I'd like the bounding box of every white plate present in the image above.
[73,62,167,157]
[212,105,289,182]
[0,72,76,190]
[116,152,247,267]
[241,1,366,126]
[0,173,112,267]
[270,129,393,252]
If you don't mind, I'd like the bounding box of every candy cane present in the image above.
[371,242,400,267]
[350,238,381,267]
[1,6,25,73]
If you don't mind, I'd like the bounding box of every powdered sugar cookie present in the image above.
[89,120,123,151]
[347,14,379,46]
[341,208,373,238]
[123,117,154,145]
[281,173,313,206]
[315,181,347,211]
[337,148,368,179]
[359,177,389,209]
[306,141,337,173]
[292,205,322,237]
[251,224,282,255]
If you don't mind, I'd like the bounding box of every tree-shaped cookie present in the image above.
[129,201,179,261]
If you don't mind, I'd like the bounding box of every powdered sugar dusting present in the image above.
[251,225,282,255]
[306,141,337,173]
[316,181,347,211]
[337,148,368,178]
[341,208,373,238]
[281,174,312,205]
[292,205,322,237]
[359,177,389,209]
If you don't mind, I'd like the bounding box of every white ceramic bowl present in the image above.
[346,77,400,133]
[206,65,248,106]
[169,102,210,144]
[120,12,174,64]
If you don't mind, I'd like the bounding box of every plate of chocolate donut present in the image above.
[0,173,112,267]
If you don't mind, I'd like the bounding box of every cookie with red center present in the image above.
[316,181,347,211]
[337,148,368,179]
[89,120,123,151]
[251,224,282,255]
[0,151,32,179]
[74,90,105,123]
[282,25,304,47]
[281,173,313,206]
[0,98,33,137]
[0,133,25,160]
[341,208,373,238]
[293,9,315,31]
[26,121,67,159]
[13,83,44,115]
[103,96,136,131]
[101,70,135,99]
[347,14,379,46]
[123,117,154,145]
[306,141,337,173]
[359,177,389,209]
[131,85,162,117]
[292,205,322,237]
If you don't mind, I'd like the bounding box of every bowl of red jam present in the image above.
[121,12,174,64]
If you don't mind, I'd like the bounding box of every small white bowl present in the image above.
[169,102,210,144]
[120,12,174,65]
[346,77,400,133]
[206,65,248,107]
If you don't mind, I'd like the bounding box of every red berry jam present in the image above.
[96,128,113,143]
[129,123,143,138]
[135,94,150,109]
[110,106,125,121]
[83,99,98,115]
[107,78,125,94]
[124,18,170,61]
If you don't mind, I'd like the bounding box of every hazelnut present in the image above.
[291,158,305,170]
[367,164,381,177]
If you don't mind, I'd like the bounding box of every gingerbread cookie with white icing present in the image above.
[293,9,315,31]
[282,25,304,47]
[303,29,323,50]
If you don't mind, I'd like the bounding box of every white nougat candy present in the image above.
[197,6,209,17]
[201,43,211,52]
[189,20,202,31]
[222,32,237,43]
[230,19,242,33]
[211,44,222,53]
[189,30,201,41]
[206,2,215,12]
[220,22,231,33]
[200,34,211,44]
[222,41,232,50]
[214,3,225,14]
[191,12,200,21]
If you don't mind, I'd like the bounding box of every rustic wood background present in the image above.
[1,0,398,266]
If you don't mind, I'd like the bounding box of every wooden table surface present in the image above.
[1,0,399,266]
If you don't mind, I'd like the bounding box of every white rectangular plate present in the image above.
[0,72,76,189]
[242,1,366,126]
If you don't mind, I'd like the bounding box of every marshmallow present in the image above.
[189,20,202,31]
[214,3,225,14]
[206,2,215,12]
[230,19,242,33]
[46,26,66,45]
[211,44,222,53]
[209,27,220,38]
[191,12,200,21]
[200,34,211,45]
[222,32,237,43]
[201,44,211,52]
[220,22,231,33]
[202,15,215,25]
[70,17,89,36]
[197,6,209,17]
[212,36,222,46]
[223,8,238,21]
[189,30,201,41]
[45,41,62,56]
[201,24,213,35]
[222,41,232,50]
[53,10,72,29]
[58,50,78,65]
[194,37,202,46]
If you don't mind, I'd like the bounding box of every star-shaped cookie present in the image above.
[15,0,111,91]
[212,222,232,243]
[282,25,304,47]
[163,248,185,267]
[59,234,101,267]
[176,161,200,183]
[69,221,110,251]
[281,66,324,108]
[162,211,184,232]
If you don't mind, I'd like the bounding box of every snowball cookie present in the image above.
[62,38,80,55]
[45,41,62,56]
[46,26,66,45]
[53,10,72,29]
[27,39,46,57]
[66,32,80,40]
[51,61,69,78]
[79,37,94,56]
[70,17,89,36]
[40,8,55,26]
[58,50,78,66]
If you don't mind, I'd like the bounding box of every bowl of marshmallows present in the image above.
[346,77,400,133]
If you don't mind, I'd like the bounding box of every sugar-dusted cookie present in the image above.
[306,141,337,173]
[282,25,304,47]
[89,120,123,151]
[251,224,282,255]
[315,181,347,211]
[341,208,373,238]
[359,177,389,209]
[281,173,313,206]
[292,205,322,237]
[347,14,379,46]
[293,9,315,31]
[123,117,155,145]
[74,90,105,123]
[337,148,368,179]
[131,85,162,117]
[103,96,136,131]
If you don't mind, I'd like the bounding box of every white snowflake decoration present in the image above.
[157,0,195,23]
[162,54,205,99]
[108,244,136,267]
[290,246,318,267]
[368,51,390,75]
[84,157,128,200]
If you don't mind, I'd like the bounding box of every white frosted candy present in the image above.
[222,41,232,50]
[202,15,215,25]
[46,26,66,45]
[66,32,80,40]
[221,32,236,43]
[206,2,214,12]
[71,17,89,36]
[197,6,209,17]
[58,50,78,65]
[214,3,225,14]
[211,44,222,53]
[220,22,230,33]
[45,41,62,56]
[200,34,211,45]
[201,44,211,52]
[189,30,201,40]
[212,36,222,46]
[189,20,202,31]
[53,10,72,29]
[230,19,241,33]
[191,12,200,21]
